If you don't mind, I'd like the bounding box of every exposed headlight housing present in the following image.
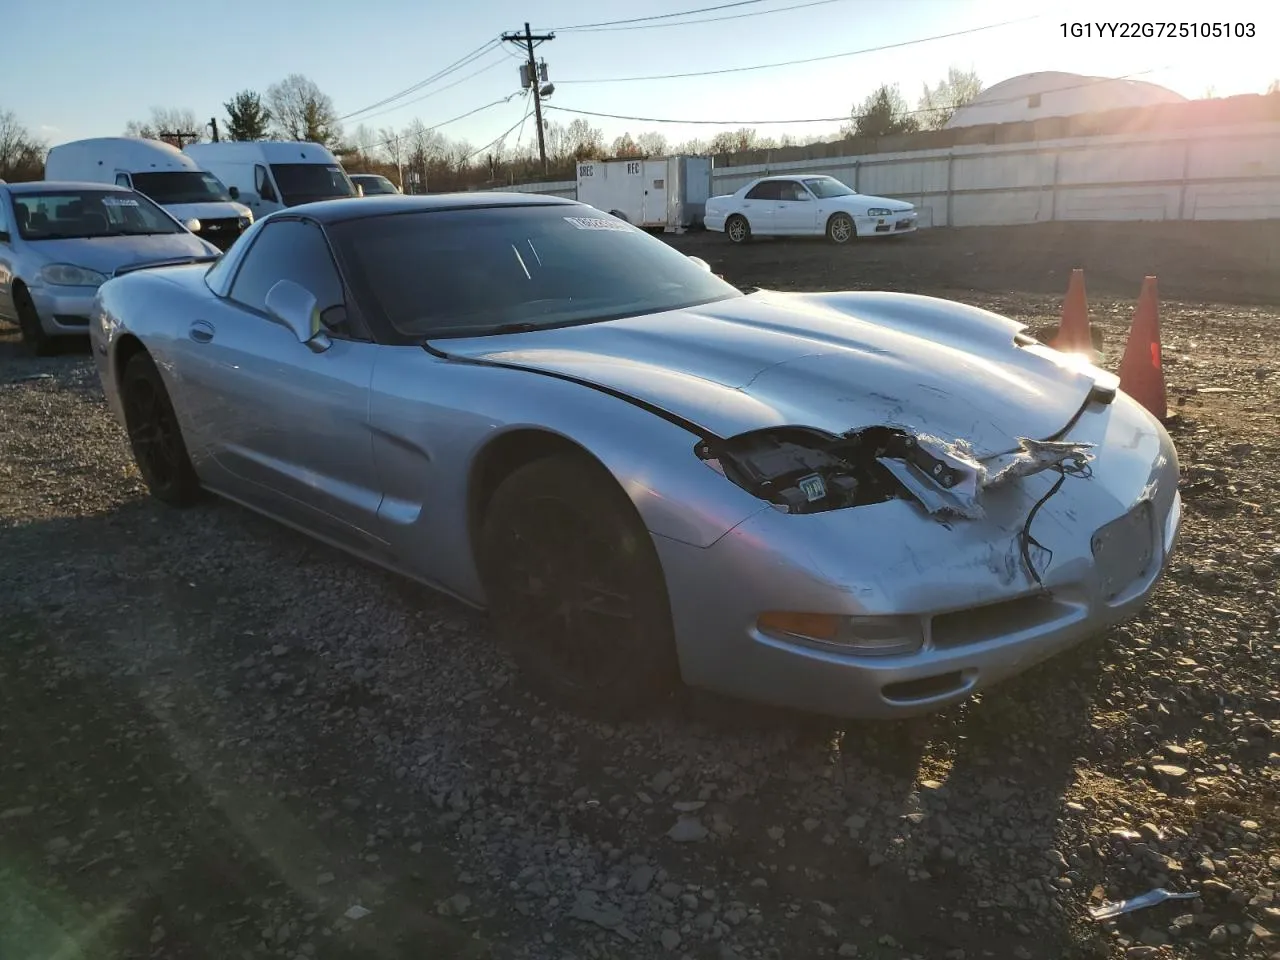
[238,215,252,229]
[40,263,108,287]
[866,207,892,217]
[758,611,924,656]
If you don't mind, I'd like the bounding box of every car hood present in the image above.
[25,233,218,273]
[835,194,914,213]
[435,291,1107,459]
[164,200,253,220]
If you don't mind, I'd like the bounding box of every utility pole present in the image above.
[158,130,200,148]
[209,117,220,142]
[502,22,554,174]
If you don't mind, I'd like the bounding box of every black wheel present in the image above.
[826,212,855,244]
[478,452,678,716]
[14,287,55,356]
[725,214,751,244]
[121,351,201,507]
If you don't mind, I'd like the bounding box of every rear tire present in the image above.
[826,212,855,244]
[726,214,751,244]
[14,287,55,357]
[121,351,202,507]
[478,452,678,717]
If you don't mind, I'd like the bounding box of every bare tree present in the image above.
[124,106,204,145]
[266,74,342,145]
[611,133,642,157]
[378,126,405,170]
[565,119,604,160]
[709,128,760,154]
[635,131,668,157]
[1266,79,1279,96]
[916,67,983,131]
[0,109,46,181]
[672,137,709,155]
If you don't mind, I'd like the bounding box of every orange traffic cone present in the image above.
[1118,276,1167,421]
[1050,268,1095,361]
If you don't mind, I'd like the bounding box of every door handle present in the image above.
[189,320,215,343]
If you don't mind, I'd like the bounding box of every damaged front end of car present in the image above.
[695,425,1095,520]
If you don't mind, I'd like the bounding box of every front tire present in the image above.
[725,214,751,244]
[478,452,678,717]
[14,287,55,357]
[826,212,855,244]
[121,351,202,507]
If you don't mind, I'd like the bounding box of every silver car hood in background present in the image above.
[26,233,217,273]
[438,292,1103,458]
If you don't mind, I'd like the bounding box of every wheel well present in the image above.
[467,429,607,548]
[113,334,149,397]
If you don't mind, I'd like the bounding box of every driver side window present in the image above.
[228,219,353,337]
[780,181,809,201]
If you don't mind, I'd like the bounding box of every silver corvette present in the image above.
[90,193,1182,719]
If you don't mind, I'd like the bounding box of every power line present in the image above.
[557,15,1040,84]
[346,54,510,125]
[352,95,519,155]
[338,37,501,122]
[545,68,1171,128]
[553,0,851,32]
[543,0,773,31]
[467,102,534,162]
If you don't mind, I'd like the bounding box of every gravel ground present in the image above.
[2,222,1277,960]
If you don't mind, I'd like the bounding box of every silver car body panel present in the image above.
[89,205,1180,719]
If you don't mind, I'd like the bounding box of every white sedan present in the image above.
[704,174,918,245]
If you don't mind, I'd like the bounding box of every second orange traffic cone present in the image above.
[1050,268,1095,361]
[1118,276,1167,421]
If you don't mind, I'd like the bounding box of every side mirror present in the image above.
[265,279,331,353]
[228,186,240,200]
[354,183,365,197]
[687,255,712,272]
[183,218,202,233]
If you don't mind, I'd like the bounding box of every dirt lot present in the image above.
[1,222,1277,960]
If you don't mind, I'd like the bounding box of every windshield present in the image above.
[12,189,185,240]
[354,175,397,195]
[330,204,742,339]
[131,171,232,205]
[270,163,356,205]
[803,176,858,199]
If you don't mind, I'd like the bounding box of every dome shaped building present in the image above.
[945,71,1187,128]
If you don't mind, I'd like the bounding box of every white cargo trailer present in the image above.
[575,156,712,233]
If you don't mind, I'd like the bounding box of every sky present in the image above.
[3,0,1276,157]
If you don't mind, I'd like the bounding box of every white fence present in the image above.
[477,179,576,199]
[484,120,1280,227]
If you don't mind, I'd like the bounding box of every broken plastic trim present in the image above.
[694,425,980,516]
[696,425,1096,525]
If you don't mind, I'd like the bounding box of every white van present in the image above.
[44,137,253,251]
[183,141,358,218]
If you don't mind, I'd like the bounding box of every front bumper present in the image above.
[656,392,1181,719]
[27,284,98,337]
[859,211,918,236]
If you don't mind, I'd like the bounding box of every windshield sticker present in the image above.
[563,216,631,232]
[102,197,139,207]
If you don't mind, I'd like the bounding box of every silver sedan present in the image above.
[88,193,1181,719]
[0,181,219,354]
